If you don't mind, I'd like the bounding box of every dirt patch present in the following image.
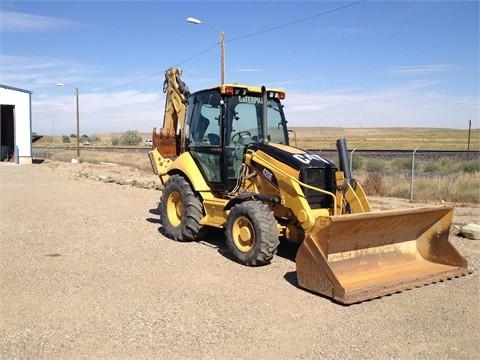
[1,160,478,359]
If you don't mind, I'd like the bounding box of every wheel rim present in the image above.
[232,216,255,252]
[166,190,183,227]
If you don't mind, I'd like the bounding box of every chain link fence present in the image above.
[315,149,479,203]
[32,146,479,204]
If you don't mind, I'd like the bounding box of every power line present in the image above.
[228,0,367,43]
[173,42,219,67]
[89,42,218,93]
[88,0,366,93]
[88,72,164,93]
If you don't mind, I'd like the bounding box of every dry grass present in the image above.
[289,127,479,150]
[38,128,479,150]
[35,132,152,147]
[36,149,152,172]
[34,127,479,204]
[358,172,480,204]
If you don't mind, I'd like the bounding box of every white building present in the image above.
[0,84,33,164]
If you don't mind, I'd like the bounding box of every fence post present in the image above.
[410,147,419,202]
[350,148,357,174]
[467,119,471,164]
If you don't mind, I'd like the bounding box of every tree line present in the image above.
[61,130,144,146]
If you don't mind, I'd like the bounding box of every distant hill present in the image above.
[288,127,479,150]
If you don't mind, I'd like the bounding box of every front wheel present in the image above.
[159,175,203,242]
[225,201,279,266]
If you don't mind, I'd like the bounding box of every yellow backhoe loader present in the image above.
[149,67,468,304]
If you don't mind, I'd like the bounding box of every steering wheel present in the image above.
[231,131,252,144]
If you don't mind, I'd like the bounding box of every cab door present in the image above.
[185,91,223,191]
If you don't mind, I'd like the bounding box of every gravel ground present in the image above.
[1,160,479,359]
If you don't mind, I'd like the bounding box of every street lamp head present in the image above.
[186,16,225,85]
[186,17,202,25]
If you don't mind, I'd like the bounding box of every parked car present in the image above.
[144,139,153,146]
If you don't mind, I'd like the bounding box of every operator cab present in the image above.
[184,85,289,194]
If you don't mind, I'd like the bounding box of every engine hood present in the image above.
[248,142,337,170]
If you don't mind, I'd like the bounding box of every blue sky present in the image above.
[1,0,478,135]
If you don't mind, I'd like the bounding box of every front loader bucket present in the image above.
[296,206,469,304]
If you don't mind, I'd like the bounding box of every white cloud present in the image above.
[0,10,80,32]
[389,65,450,76]
[6,55,475,134]
[0,54,100,89]
[33,90,165,135]
[34,81,479,136]
[283,85,479,128]
[0,54,167,135]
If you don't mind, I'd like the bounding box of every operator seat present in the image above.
[192,115,210,143]
[207,133,220,145]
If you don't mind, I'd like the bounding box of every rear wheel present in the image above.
[160,175,203,242]
[225,201,279,266]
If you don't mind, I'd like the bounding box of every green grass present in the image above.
[365,159,386,172]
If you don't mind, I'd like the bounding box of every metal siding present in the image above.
[0,87,33,162]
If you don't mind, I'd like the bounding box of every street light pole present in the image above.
[75,87,80,158]
[187,17,225,85]
[56,82,80,159]
[220,30,225,85]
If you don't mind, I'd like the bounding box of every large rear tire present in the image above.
[225,201,279,266]
[160,175,203,242]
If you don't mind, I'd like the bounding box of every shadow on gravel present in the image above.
[283,271,299,288]
[279,242,340,303]
[146,211,232,261]
[196,227,238,262]
[146,207,161,225]
[145,209,325,299]
[33,158,45,164]
[276,239,300,263]
[283,271,348,305]
[147,210,341,304]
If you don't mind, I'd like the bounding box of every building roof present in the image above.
[0,84,33,94]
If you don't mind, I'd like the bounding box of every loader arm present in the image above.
[334,171,371,215]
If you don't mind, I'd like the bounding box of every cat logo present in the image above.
[293,153,327,165]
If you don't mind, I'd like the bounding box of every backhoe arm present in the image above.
[152,67,190,157]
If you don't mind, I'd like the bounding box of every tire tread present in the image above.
[160,175,203,242]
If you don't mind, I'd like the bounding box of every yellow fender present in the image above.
[150,148,223,227]
[149,148,210,191]
[170,152,212,192]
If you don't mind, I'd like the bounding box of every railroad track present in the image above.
[311,149,479,161]
[33,146,478,161]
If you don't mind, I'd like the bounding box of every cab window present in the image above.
[189,92,221,146]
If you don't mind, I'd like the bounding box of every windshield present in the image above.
[226,94,288,145]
